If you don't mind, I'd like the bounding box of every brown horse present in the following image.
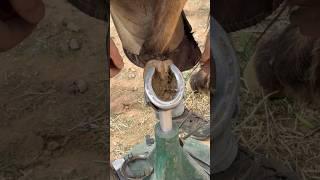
[110,0,210,92]
[234,0,320,103]
[245,24,320,103]
[110,1,204,69]
[213,0,320,103]
[67,0,210,92]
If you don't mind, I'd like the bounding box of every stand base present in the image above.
[111,123,210,180]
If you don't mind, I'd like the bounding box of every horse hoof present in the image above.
[190,68,210,93]
[244,57,286,99]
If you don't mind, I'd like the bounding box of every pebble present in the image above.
[47,141,60,151]
[69,39,81,50]
[124,105,130,110]
[62,168,77,177]
[66,22,80,32]
[68,79,88,94]
[128,73,136,79]
[132,87,138,91]
[89,123,99,129]
[74,79,88,93]
[128,68,136,72]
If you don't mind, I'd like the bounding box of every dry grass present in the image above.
[184,70,210,119]
[236,90,320,179]
[232,11,320,178]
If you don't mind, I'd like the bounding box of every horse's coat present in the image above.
[248,25,320,102]
[110,0,202,72]
[110,0,186,55]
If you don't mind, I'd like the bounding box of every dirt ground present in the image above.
[0,1,107,179]
[110,0,210,160]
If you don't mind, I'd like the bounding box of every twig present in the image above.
[5,90,55,104]
[304,126,320,138]
[237,91,279,128]
[68,110,106,132]
[94,160,108,164]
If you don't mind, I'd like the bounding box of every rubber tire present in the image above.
[211,18,241,173]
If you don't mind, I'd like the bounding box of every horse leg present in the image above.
[244,26,288,98]
[245,24,319,101]
[110,0,201,71]
[190,34,211,93]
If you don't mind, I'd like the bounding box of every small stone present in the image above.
[69,39,81,50]
[47,141,60,151]
[74,79,88,93]
[67,79,89,94]
[89,123,99,129]
[62,168,77,177]
[66,22,80,32]
[128,73,136,79]
[128,68,136,72]
[123,104,130,110]
[132,87,138,91]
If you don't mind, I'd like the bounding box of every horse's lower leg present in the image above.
[190,34,211,93]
